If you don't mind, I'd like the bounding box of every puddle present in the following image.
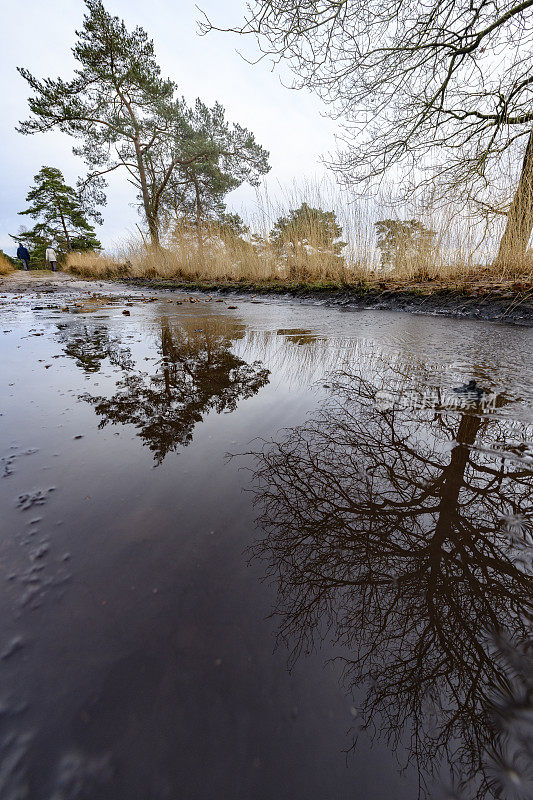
[0,284,532,799]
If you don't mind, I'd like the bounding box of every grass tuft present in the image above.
[0,252,15,276]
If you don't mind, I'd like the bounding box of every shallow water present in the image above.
[1,282,532,799]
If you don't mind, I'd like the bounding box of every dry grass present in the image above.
[63,184,533,288]
[65,226,357,284]
[0,253,15,276]
[63,250,126,279]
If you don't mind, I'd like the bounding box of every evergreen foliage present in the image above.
[374,219,436,270]
[18,1,269,246]
[11,167,101,263]
[271,203,345,256]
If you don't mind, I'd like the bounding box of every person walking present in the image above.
[45,244,58,272]
[16,244,30,270]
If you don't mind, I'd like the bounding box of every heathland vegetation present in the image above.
[61,187,533,286]
[0,252,15,276]
[9,0,533,290]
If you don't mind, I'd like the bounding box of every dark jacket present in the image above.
[17,246,30,260]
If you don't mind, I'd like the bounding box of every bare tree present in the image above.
[202,0,533,263]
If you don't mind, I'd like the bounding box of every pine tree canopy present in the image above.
[18,1,270,246]
[13,166,101,255]
[271,203,345,255]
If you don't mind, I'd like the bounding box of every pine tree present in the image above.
[157,100,268,245]
[374,219,436,271]
[12,167,101,260]
[271,203,345,256]
[18,1,269,247]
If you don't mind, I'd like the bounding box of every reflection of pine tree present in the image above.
[80,318,269,463]
[59,323,133,373]
[249,366,533,799]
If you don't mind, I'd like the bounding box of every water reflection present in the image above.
[276,329,323,345]
[75,317,270,463]
[58,322,134,373]
[248,360,533,798]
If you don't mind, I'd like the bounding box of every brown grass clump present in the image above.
[65,224,358,284]
[62,250,127,278]
[0,253,15,276]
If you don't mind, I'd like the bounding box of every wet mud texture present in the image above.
[123,278,533,326]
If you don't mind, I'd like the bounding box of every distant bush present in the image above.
[270,203,346,280]
[375,219,437,273]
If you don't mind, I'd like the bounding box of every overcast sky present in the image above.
[0,0,340,255]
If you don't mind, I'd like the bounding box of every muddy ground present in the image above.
[1,267,531,800]
[2,271,532,325]
[123,276,533,326]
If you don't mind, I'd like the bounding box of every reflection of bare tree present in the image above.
[81,317,270,463]
[58,323,134,373]
[275,329,322,345]
[249,366,533,799]
[484,633,533,798]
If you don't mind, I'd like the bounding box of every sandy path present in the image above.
[0,269,125,297]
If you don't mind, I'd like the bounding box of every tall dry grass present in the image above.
[0,253,15,276]
[63,182,533,286]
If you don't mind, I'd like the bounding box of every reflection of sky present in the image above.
[138,299,533,405]
[4,290,533,402]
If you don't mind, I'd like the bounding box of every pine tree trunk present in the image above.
[134,137,160,249]
[53,191,71,250]
[147,214,160,249]
[193,177,204,264]
[496,127,533,266]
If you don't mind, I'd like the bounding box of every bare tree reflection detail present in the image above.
[79,317,270,463]
[248,367,533,798]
